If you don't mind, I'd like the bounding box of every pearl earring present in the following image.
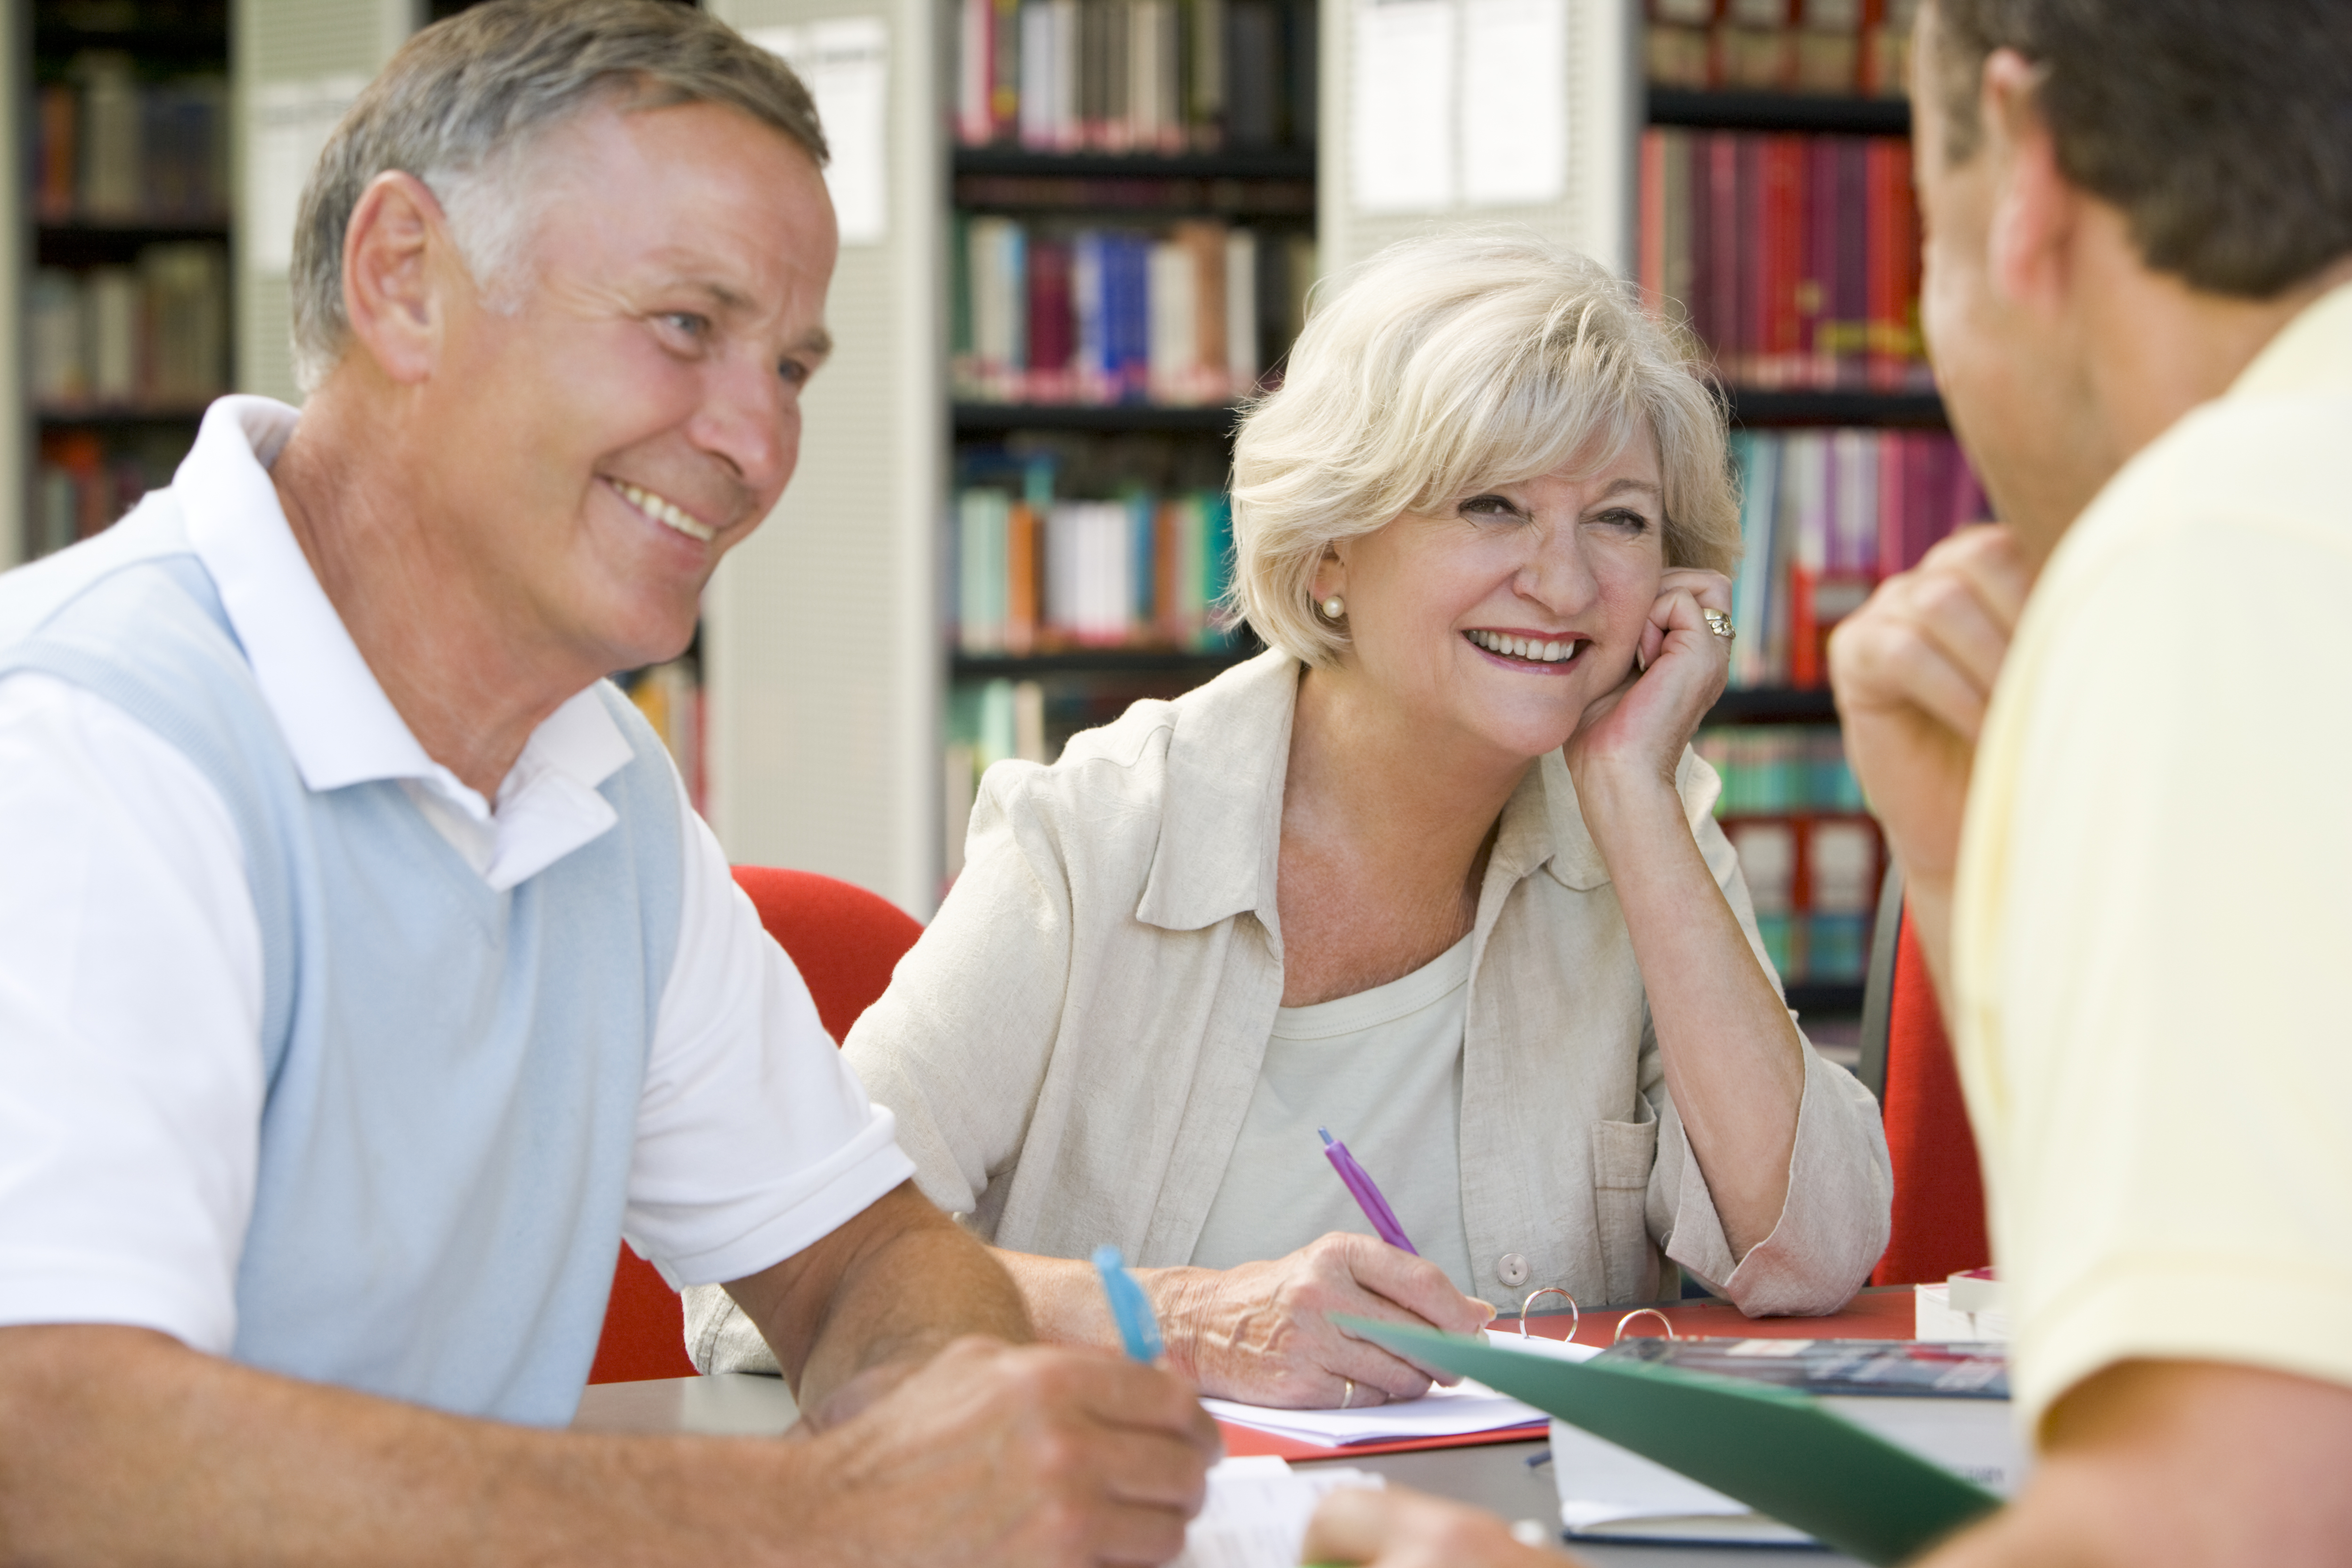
[1321,596,1345,620]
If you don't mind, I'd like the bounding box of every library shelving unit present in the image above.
[939,4,1323,884]
[16,1,232,565]
[1641,2,1962,1018]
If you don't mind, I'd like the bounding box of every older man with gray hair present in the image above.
[0,3,1216,1562]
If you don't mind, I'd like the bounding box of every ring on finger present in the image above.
[1703,608,1736,642]
[1340,1378,1356,1409]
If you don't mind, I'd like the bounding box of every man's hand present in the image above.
[1157,1233,1495,1408]
[1920,1360,2352,1568]
[1301,1486,1576,1567]
[797,1335,1221,1568]
[1828,525,2029,1004]
[1828,525,2029,885]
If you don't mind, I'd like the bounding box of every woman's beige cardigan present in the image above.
[687,653,1891,1373]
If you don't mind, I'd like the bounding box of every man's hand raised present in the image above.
[1828,525,2030,1003]
[796,1335,1221,1568]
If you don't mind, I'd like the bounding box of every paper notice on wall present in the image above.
[1351,0,1457,213]
[749,18,890,246]
[1458,0,1567,207]
[248,75,368,276]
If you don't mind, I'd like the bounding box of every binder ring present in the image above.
[1517,1287,1579,1344]
[1611,1307,1677,1345]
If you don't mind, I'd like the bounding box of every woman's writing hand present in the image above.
[1152,1234,1494,1408]
[1563,567,1735,804]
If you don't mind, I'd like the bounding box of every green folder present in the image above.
[1336,1316,2001,1566]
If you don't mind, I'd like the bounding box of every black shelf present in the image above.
[36,404,211,426]
[1706,686,1840,725]
[33,26,228,64]
[1647,89,1911,136]
[953,402,1241,436]
[952,647,1251,679]
[952,147,1318,181]
[1720,387,1946,428]
[1784,981,1865,1015]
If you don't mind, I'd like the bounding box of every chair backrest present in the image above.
[1863,881,1993,1288]
[586,866,924,1385]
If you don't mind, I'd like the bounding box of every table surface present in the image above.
[572,1288,1914,1565]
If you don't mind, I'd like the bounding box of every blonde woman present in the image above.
[691,231,1891,1407]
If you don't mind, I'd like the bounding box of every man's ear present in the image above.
[341,171,457,385]
[1980,48,2079,318]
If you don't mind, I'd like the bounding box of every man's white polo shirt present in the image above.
[0,396,914,1355]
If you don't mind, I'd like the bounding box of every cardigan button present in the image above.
[1496,1253,1531,1288]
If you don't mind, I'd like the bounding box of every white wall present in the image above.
[1317,0,1639,279]
[705,0,943,917]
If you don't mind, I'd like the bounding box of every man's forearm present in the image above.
[728,1182,1032,1421]
[0,1325,819,1568]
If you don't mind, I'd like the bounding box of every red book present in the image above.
[1804,136,1840,388]
[1707,132,1741,380]
[1026,237,1074,399]
[1734,134,1764,384]
[1788,565,1821,688]
[1760,135,1805,388]
[1889,140,1923,386]
[1863,137,1903,390]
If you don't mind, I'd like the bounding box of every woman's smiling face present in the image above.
[1314,439,1667,761]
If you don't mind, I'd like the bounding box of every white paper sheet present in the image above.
[1351,0,1457,213]
[247,76,368,276]
[1201,1331,1597,1447]
[1457,0,1568,206]
[749,18,891,245]
[1176,1456,1386,1568]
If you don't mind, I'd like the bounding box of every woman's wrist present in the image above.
[1139,1266,1214,1383]
[1570,755,1686,845]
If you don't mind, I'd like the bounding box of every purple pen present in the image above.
[1318,1127,1419,1256]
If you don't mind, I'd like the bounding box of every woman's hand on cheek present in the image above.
[1157,1234,1495,1408]
[1563,568,1734,799]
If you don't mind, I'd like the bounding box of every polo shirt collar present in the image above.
[173,396,636,889]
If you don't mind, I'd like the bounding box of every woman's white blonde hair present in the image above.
[1228,229,1741,667]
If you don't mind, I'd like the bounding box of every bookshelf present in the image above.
[1635,0,1962,1014]
[19,1,232,564]
[938,0,1322,884]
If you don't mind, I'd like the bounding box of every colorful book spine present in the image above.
[1697,725,1879,984]
[954,482,1236,654]
[1722,427,1987,691]
[1645,0,1916,98]
[1639,126,1929,392]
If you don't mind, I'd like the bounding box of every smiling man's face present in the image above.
[411,97,837,675]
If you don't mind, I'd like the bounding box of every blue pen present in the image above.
[1091,1244,1166,1363]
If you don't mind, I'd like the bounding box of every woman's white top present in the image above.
[1189,935,1481,1295]
[683,651,1893,1374]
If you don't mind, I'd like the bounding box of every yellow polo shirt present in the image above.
[1954,279,2352,1436]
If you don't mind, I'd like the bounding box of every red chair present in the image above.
[1856,868,1992,1287]
[585,867,925,1384]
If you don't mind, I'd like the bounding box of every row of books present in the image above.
[1726,426,1985,690]
[954,483,1237,653]
[31,427,186,561]
[33,58,229,224]
[1697,724,1866,818]
[28,246,230,411]
[1646,0,1915,97]
[1641,127,1926,391]
[953,216,1315,405]
[1724,813,1881,983]
[955,0,1315,153]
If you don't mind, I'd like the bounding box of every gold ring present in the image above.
[1340,1378,1356,1409]
[1704,609,1736,641]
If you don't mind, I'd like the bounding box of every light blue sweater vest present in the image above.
[0,497,683,1426]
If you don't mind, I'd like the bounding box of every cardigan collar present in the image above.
[1132,650,1724,932]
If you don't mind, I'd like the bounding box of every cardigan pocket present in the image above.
[1591,1117,1659,1305]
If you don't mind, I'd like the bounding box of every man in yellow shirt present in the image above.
[1824,0,2352,1562]
[1308,0,2352,1562]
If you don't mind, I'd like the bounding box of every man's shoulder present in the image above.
[0,495,203,647]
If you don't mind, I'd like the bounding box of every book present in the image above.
[1339,1318,2004,1568]
[1645,0,1915,97]
[1546,1338,2021,1548]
